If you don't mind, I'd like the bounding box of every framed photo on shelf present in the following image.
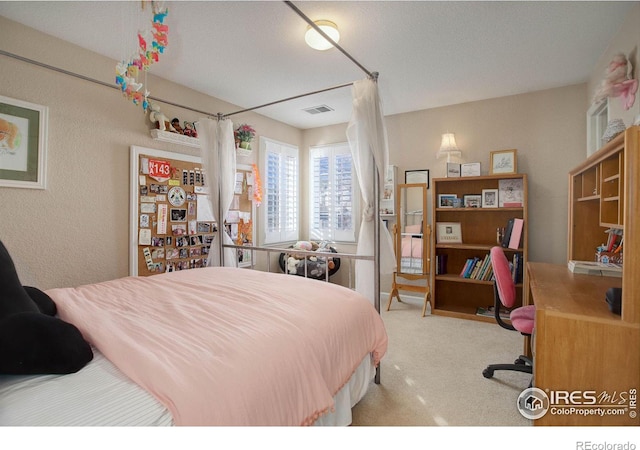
[446,163,461,178]
[404,169,429,188]
[436,222,462,244]
[463,194,482,208]
[438,194,457,208]
[461,162,481,177]
[490,149,517,174]
[498,178,524,207]
[0,95,48,189]
[481,189,499,208]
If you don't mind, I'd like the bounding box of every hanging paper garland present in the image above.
[115,2,168,112]
[252,164,263,207]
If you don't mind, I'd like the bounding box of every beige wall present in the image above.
[0,17,301,289]
[587,3,640,127]
[301,85,587,293]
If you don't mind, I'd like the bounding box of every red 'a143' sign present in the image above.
[148,159,171,180]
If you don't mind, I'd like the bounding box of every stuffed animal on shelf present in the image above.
[171,118,184,134]
[148,102,176,132]
[183,121,198,138]
[593,53,638,111]
[0,240,93,375]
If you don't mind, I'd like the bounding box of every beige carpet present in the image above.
[351,296,532,426]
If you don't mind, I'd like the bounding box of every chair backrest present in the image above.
[490,246,516,308]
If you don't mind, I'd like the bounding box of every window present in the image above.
[260,137,299,244]
[309,143,357,242]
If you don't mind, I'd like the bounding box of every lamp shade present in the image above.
[436,132,462,161]
[305,20,340,51]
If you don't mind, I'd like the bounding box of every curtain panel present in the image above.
[199,117,237,267]
[346,78,396,304]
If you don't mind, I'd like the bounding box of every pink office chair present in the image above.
[482,246,535,379]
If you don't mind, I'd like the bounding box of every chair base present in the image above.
[482,355,532,379]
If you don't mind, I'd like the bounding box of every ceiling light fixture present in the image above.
[305,20,340,51]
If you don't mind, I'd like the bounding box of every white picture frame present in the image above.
[438,194,457,208]
[436,222,462,244]
[481,189,498,208]
[461,162,481,177]
[463,194,482,208]
[446,163,461,178]
[0,95,48,189]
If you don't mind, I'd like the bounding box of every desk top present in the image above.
[526,262,623,323]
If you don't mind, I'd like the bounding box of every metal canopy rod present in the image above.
[0,51,362,122]
[222,80,354,118]
[0,49,217,118]
[284,1,373,78]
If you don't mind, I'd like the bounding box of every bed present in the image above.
[0,267,387,426]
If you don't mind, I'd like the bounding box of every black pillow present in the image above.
[0,239,93,375]
[0,240,39,318]
[0,312,93,375]
[24,286,57,316]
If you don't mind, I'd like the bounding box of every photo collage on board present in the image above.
[137,154,216,275]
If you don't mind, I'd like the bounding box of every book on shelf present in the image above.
[459,258,472,277]
[476,254,491,280]
[501,218,515,248]
[461,257,480,278]
[435,254,448,275]
[508,218,524,249]
[470,259,483,279]
[476,306,510,321]
[567,260,623,277]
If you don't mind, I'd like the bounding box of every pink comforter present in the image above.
[47,267,387,426]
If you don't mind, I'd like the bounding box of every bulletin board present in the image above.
[129,146,255,276]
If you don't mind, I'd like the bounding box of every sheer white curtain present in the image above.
[346,78,395,304]
[199,117,237,267]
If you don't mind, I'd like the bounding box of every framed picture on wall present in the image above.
[0,95,48,189]
[490,149,517,174]
[405,169,430,188]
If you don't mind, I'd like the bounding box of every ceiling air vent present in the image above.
[303,104,334,115]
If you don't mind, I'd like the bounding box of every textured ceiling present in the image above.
[0,1,633,129]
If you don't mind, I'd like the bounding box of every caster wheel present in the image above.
[515,358,526,365]
[482,368,494,379]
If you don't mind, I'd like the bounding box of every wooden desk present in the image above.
[525,262,639,426]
